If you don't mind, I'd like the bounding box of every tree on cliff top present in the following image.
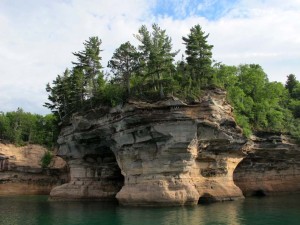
[285,74,298,95]
[43,25,300,142]
[45,36,105,121]
[108,41,139,96]
[182,24,214,90]
[134,24,179,98]
[72,36,104,99]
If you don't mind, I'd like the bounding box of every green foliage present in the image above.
[41,151,53,168]
[134,24,179,98]
[0,109,58,148]
[235,114,252,137]
[214,64,296,136]
[285,74,298,95]
[45,37,104,121]
[289,100,300,118]
[291,83,300,99]
[290,119,300,143]
[108,41,139,96]
[72,36,104,97]
[182,24,214,89]
[101,82,125,107]
[0,112,12,141]
[43,24,299,141]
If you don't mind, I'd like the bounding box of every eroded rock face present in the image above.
[50,150,124,200]
[0,144,67,195]
[234,133,300,196]
[50,89,248,206]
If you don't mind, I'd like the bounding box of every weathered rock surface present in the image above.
[234,133,300,196]
[0,143,68,195]
[50,89,248,206]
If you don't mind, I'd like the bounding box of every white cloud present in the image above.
[0,0,153,114]
[157,0,300,82]
[208,1,300,80]
[0,0,299,114]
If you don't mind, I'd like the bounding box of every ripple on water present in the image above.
[0,195,300,225]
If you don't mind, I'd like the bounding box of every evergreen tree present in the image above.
[45,37,106,121]
[285,75,300,118]
[72,36,104,99]
[292,83,300,99]
[135,24,179,98]
[182,24,213,89]
[108,41,139,96]
[285,74,298,95]
[68,67,85,110]
[0,112,12,141]
[44,69,72,120]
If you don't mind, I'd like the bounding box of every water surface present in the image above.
[0,195,299,225]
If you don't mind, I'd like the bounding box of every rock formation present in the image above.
[234,133,300,196]
[50,89,248,206]
[0,143,67,195]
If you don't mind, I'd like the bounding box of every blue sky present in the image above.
[0,0,300,114]
[152,0,239,20]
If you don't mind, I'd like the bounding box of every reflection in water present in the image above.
[118,201,244,225]
[197,201,243,225]
[0,195,300,225]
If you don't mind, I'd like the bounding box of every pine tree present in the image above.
[108,41,139,96]
[285,74,298,95]
[182,24,213,89]
[72,36,104,99]
[135,24,179,98]
[44,69,73,121]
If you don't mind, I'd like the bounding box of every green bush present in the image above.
[235,114,252,137]
[41,151,53,168]
[290,119,300,143]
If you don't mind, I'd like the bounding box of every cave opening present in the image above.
[84,146,124,200]
[198,193,217,204]
[252,190,266,197]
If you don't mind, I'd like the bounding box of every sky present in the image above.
[0,0,300,114]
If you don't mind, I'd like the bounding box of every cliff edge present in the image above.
[234,133,300,196]
[50,89,249,206]
[0,144,68,195]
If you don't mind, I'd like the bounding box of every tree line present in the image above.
[44,24,214,121]
[0,108,58,148]
[43,23,300,141]
[214,66,300,138]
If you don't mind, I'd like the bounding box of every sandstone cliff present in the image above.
[0,144,68,195]
[234,133,300,196]
[50,89,249,206]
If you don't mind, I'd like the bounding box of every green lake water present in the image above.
[0,195,299,225]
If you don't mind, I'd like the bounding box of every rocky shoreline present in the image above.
[49,89,249,206]
[1,89,299,206]
[0,144,68,195]
[234,133,300,196]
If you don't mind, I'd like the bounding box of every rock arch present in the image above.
[50,145,124,200]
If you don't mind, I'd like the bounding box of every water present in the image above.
[0,195,299,225]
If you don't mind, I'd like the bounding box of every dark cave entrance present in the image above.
[198,193,217,204]
[83,146,124,199]
[252,190,266,197]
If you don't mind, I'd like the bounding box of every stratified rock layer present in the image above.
[234,133,300,196]
[50,89,248,206]
[0,144,67,195]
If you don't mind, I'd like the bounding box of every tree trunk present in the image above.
[157,71,164,98]
[159,83,164,98]
[126,72,131,96]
